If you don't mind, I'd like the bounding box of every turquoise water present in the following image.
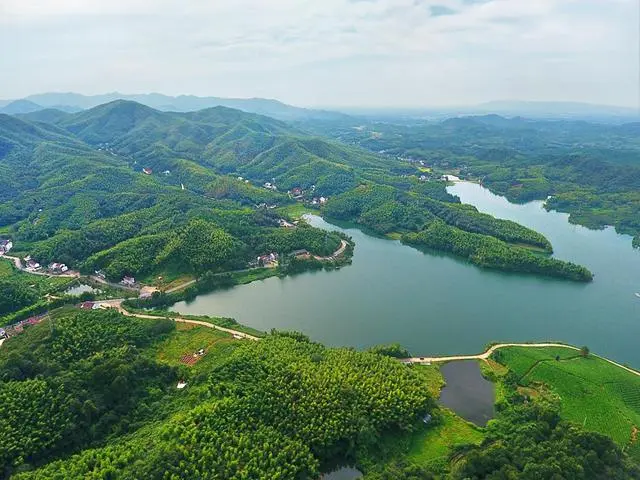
[172,182,640,367]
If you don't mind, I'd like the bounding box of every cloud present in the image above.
[0,0,637,107]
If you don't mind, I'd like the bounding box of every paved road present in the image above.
[403,342,640,377]
[1,254,79,278]
[102,299,260,341]
[90,275,140,292]
[313,240,349,261]
[403,343,579,364]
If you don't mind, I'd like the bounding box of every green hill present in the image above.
[0,101,592,287]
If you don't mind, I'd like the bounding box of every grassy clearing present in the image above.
[407,409,484,469]
[276,203,319,219]
[231,268,279,285]
[180,315,265,337]
[495,346,640,458]
[480,358,510,404]
[124,306,266,338]
[148,323,239,375]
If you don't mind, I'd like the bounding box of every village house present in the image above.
[143,168,153,175]
[319,196,328,204]
[257,252,279,267]
[0,239,13,255]
[291,187,303,198]
[25,259,41,271]
[290,249,311,260]
[49,262,69,274]
[121,276,136,287]
[264,182,277,191]
[278,219,295,228]
[80,301,94,310]
[94,270,106,279]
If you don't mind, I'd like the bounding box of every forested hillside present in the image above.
[0,101,591,285]
[0,106,354,286]
[1,310,432,479]
[2,309,639,479]
[303,115,640,248]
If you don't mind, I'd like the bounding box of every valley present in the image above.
[1,97,640,479]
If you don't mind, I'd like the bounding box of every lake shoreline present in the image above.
[170,183,640,369]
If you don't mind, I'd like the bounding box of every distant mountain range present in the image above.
[336,101,640,124]
[1,93,637,123]
[0,92,351,122]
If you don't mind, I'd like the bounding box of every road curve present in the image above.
[1,254,79,278]
[313,239,349,261]
[402,342,640,377]
[104,299,260,341]
[402,342,579,364]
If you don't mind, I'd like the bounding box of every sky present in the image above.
[1,0,638,108]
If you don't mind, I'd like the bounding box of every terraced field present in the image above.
[494,346,640,458]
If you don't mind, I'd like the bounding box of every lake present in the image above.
[439,361,495,426]
[172,182,640,368]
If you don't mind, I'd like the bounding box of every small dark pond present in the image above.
[320,467,363,480]
[439,361,495,426]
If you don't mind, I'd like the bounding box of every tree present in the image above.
[580,346,590,357]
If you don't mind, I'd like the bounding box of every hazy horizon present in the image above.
[2,91,639,111]
[2,0,639,108]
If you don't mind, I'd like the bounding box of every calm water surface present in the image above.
[439,361,495,426]
[173,182,640,367]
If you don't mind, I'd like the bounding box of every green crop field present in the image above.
[495,346,640,458]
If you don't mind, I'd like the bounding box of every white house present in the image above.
[0,239,12,255]
[121,276,136,287]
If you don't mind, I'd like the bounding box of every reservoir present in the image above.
[438,361,495,426]
[172,182,640,368]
